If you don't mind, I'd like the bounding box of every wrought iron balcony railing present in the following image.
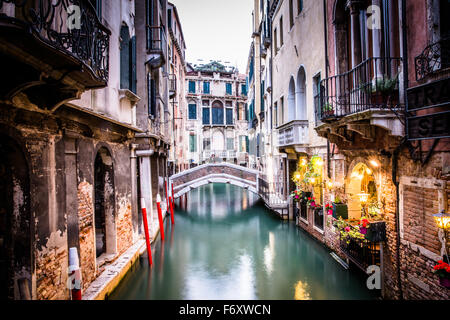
[415,37,450,81]
[202,150,237,161]
[277,120,309,147]
[0,0,110,84]
[319,57,402,121]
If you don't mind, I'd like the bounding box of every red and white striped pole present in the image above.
[68,247,82,300]
[156,194,165,241]
[169,194,175,225]
[140,197,153,266]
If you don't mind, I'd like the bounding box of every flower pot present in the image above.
[332,203,348,220]
[365,221,386,242]
[439,277,450,288]
[359,226,368,235]
[301,192,312,204]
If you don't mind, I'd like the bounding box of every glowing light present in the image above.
[433,211,450,230]
[316,159,324,167]
[370,160,380,168]
[366,168,372,175]
[327,181,333,188]
[295,173,301,180]
[310,177,316,184]
[358,192,370,204]
[294,281,311,300]
[301,159,307,166]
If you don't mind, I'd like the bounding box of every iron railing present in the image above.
[415,37,450,81]
[258,178,288,206]
[0,0,110,83]
[319,57,402,121]
[337,221,381,271]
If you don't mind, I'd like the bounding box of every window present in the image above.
[202,107,210,125]
[89,0,102,18]
[314,207,324,230]
[212,101,224,125]
[274,28,278,53]
[280,97,284,124]
[274,102,278,127]
[188,104,197,120]
[189,134,197,152]
[203,81,210,94]
[227,138,234,150]
[203,138,211,150]
[239,136,246,152]
[289,0,294,29]
[120,25,136,93]
[313,73,322,124]
[202,100,210,106]
[226,83,232,95]
[297,0,303,15]
[148,74,156,117]
[226,108,233,125]
[279,16,284,47]
[241,84,247,96]
[188,81,196,93]
[145,0,153,50]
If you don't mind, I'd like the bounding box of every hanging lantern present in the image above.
[433,211,450,230]
[358,192,370,204]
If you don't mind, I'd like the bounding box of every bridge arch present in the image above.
[170,163,260,198]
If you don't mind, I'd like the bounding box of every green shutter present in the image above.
[120,25,130,90]
[130,36,137,93]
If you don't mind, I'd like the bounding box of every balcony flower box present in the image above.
[332,203,348,220]
[433,260,450,288]
[364,221,386,242]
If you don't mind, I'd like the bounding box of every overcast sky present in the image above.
[170,0,253,73]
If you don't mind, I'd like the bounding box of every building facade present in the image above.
[184,61,249,167]
[251,0,449,300]
[0,0,182,300]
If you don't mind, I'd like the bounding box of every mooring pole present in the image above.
[156,194,165,241]
[140,198,153,266]
[68,247,82,300]
[165,179,169,213]
[169,195,175,225]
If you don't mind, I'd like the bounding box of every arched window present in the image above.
[296,67,307,120]
[212,100,224,125]
[288,77,296,121]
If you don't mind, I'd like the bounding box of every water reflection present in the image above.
[110,184,378,300]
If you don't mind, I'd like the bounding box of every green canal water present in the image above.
[110,183,379,300]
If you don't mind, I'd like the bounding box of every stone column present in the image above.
[371,0,383,79]
[130,144,139,240]
[350,4,362,68]
[65,133,80,252]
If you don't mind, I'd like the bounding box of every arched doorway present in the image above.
[94,147,116,259]
[288,77,296,121]
[347,163,378,220]
[296,67,307,120]
[0,134,31,300]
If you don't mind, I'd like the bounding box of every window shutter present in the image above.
[189,81,196,93]
[120,25,130,90]
[245,136,249,153]
[226,108,233,125]
[202,108,210,125]
[130,36,137,93]
[148,75,156,117]
[188,104,197,119]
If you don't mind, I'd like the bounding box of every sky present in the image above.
[170,0,254,74]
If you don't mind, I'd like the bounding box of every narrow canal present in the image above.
[110,183,379,300]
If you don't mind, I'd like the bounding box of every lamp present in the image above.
[433,211,450,230]
[358,192,370,204]
[433,211,450,262]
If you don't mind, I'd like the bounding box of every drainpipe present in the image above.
[391,0,409,301]
[323,0,331,179]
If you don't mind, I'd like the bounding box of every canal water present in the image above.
[110,183,379,300]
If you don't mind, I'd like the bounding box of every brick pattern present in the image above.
[36,247,68,300]
[77,181,97,291]
[116,196,133,255]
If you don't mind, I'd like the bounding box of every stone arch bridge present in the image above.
[170,163,289,218]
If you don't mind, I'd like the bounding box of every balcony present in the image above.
[277,120,309,148]
[415,37,450,81]
[0,0,111,109]
[319,57,402,121]
[169,74,176,98]
[202,150,237,162]
[146,26,167,68]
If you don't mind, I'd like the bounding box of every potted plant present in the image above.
[332,196,348,220]
[322,102,334,117]
[433,260,450,288]
[325,203,333,216]
[290,190,303,203]
[307,196,318,210]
